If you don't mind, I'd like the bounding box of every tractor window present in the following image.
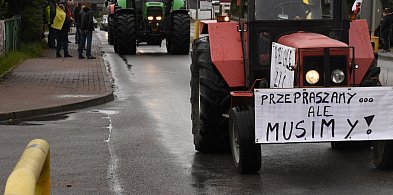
[255,0,332,20]
[230,0,241,18]
[243,0,248,19]
[230,0,248,19]
[258,32,271,67]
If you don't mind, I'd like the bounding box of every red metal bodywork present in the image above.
[200,20,374,107]
[278,32,348,48]
[107,4,115,15]
[200,21,245,88]
[278,32,351,87]
[349,20,374,84]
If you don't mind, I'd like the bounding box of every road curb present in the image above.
[0,35,115,122]
[0,92,114,122]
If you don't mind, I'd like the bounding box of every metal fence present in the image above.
[0,14,21,55]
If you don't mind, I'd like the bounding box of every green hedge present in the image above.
[4,0,44,42]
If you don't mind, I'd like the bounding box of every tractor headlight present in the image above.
[217,15,230,22]
[305,70,320,85]
[331,69,345,84]
[148,16,154,21]
[156,16,162,21]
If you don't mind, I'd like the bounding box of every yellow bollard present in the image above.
[194,20,200,40]
[371,36,379,53]
[4,139,50,195]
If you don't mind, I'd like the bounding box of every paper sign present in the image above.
[255,87,393,144]
[270,42,295,88]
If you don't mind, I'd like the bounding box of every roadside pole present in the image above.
[196,0,199,20]
[371,0,376,35]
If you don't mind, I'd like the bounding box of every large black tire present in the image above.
[108,17,114,45]
[229,106,261,173]
[115,14,137,55]
[373,141,393,169]
[331,141,371,150]
[190,37,230,152]
[168,13,190,55]
[166,37,172,53]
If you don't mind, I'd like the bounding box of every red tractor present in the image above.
[191,0,393,173]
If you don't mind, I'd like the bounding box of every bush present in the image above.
[0,0,6,19]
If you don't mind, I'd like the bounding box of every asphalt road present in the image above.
[2,31,393,194]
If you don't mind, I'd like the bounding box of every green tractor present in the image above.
[105,0,190,55]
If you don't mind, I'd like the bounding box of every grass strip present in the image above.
[0,41,46,78]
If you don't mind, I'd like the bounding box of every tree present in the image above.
[6,0,45,42]
[0,0,7,19]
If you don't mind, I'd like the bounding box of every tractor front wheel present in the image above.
[330,141,371,150]
[168,13,190,55]
[115,13,137,55]
[229,106,261,174]
[373,141,393,169]
[191,37,230,152]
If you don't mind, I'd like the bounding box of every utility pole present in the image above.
[371,0,376,35]
[196,0,199,20]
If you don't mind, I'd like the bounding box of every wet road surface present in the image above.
[1,31,393,194]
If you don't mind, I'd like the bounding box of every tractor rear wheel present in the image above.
[229,106,261,174]
[168,13,190,55]
[116,13,137,55]
[108,16,114,45]
[373,141,393,169]
[191,37,230,152]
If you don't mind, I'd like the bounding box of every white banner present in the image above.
[255,87,393,144]
[270,42,295,88]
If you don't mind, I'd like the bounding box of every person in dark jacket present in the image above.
[78,0,96,59]
[381,8,393,52]
[47,0,57,48]
[56,4,73,58]
[73,2,82,44]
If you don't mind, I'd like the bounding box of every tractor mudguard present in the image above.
[349,19,374,84]
[200,21,244,88]
[115,8,136,15]
[172,0,186,10]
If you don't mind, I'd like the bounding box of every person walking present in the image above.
[55,4,73,58]
[381,8,393,52]
[78,0,96,59]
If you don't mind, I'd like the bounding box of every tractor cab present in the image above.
[231,0,354,89]
[191,0,392,174]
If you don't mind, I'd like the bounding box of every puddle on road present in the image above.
[0,112,74,126]
[89,110,119,115]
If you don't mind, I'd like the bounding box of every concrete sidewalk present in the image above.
[0,36,114,121]
[378,49,393,61]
